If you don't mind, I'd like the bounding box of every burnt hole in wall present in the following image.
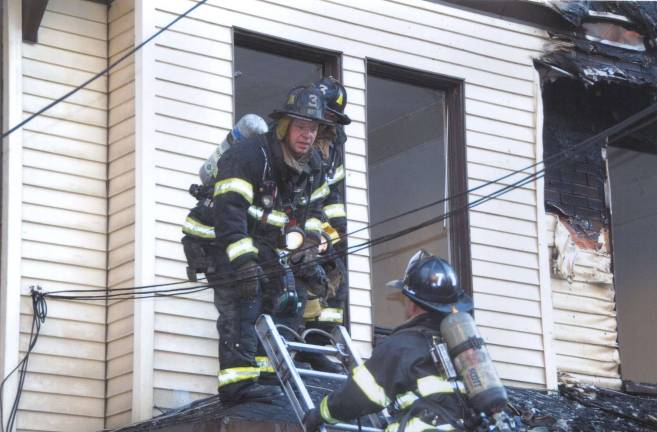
[540,77,655,235]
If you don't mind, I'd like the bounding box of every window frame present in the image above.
[366,59,473,302]
[231,29,351,323]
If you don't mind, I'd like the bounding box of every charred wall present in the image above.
[540,77,654,233]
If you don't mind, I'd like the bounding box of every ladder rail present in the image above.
[255,314,385,432]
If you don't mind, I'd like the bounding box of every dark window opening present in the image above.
[539,75,657,385]
[233,30,340,121]
[366,61,470,330]
[232,30,349,323]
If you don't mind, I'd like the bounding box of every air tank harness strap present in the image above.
[448,337,485,358]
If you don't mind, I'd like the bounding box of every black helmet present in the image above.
[387,250,473,314]
[269,86,332,124]
[313,77,351,125]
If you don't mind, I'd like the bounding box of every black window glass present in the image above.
[234,46,323,120]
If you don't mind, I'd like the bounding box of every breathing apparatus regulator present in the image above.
[388,250,516,431]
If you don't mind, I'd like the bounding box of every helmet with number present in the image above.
[387,250,473,314]
[313,76,351,125]
[269,86,332,124]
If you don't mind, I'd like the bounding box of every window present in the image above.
[367,61,470,329]
[233,30,339,121]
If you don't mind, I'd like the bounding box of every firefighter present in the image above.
[303,250,473,432]
[211,85,333,401]
[299,77,351,373]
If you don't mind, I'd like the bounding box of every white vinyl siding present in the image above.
[18,0,108,430]
[145,0,553,394]
[107,0,136,428]
[151,1,228,409]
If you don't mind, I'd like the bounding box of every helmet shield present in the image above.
[314,77,351,125]
[387,250,473,313]
[269,86,332,125]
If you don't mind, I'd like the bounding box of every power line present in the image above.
[1,0,208,139]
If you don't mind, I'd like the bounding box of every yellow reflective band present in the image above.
[226,237,258,262]
[323,203,346,219]
[322,222,341,244]
[352,364,390,408]
[214,178,254,204]
[317,307,343,323]
[385,418,456,432]
[320,395,340,424]
[305,217,323,233]
[417,375,458,396]
[255,356,274,374]
[328,165,345,185]
[182,216,216,239]
[310,181,330,202]
[248,205,289,228]
[218,366,260,388]
[394,376,465,409]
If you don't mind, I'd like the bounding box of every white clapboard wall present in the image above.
[106,0,136,428]
[19,0,108,430]
[144,0,553,409]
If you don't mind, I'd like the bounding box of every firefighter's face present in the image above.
[285,118,319,156]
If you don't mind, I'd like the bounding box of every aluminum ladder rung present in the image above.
[255,314,386,432]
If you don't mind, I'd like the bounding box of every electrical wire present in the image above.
[43,101,656,300]
[37,101,657,297]
[0,289,47,432]
[2,109,652,428]
[0,0,208,139]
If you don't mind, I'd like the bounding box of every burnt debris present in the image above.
[535,1,657,235]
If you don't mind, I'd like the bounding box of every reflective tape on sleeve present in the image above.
[248,205,289,228]
[322,222,341,244]
[351,364,390,408]
[255,356,274,374]
[310,181,330,202]
[218,366,260,388]
[323,203,346,219]
[328,165,345,185]
[317,307,343,323]
[304,217,323,233]
[226,237,258,262]
[394,375,466,409]
[182,216,216,239]
[213,177,254,204]
[319,395,340,424]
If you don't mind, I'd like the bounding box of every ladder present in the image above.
[255,314,386,432]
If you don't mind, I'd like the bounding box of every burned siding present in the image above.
[535,0,657,388]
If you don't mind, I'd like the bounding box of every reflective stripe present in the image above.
[394,376,466,409]
[255,356,274,373]
[310,181,330,202]
[248,205,289,228]
[214,178,254,204]
[305,217,323,233]
[323,203,346,219]
[320,395,340,424]
[328,165,345,186]
[322,222,341,244]
[317,307,343,323]
[226,237,258,262]
[385,418,456,432]
[352,364,390,407]
[218,366,260,387]
[182,216,216,239]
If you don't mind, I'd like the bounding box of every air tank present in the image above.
[198,114,268,185]
[440,310,508,415]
